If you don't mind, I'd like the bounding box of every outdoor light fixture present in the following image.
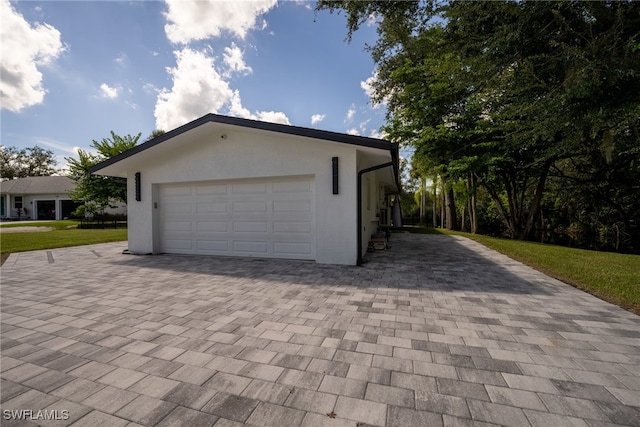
[135,172,141,201]
[332,157,339,194]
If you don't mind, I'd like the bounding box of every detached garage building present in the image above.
[91,114,399,265]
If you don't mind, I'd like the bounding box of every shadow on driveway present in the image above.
[107,233,556,296]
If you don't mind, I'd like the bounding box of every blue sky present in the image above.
[1,0,394,170]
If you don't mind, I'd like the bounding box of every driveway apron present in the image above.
[1,234,639,426]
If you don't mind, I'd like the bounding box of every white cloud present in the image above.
[292,0,312,10]
[255,110,290,125]
[346,128,360,136]
[142,82,158,94]
[155,48,289,131]
[311,114,325,125]
[358,119,371,134]
[366,13,378,27]
[155,48,233,131]
[369,128,386,140]
[115,52,127,65]
[157,1,289,131]
[228,90,290,125]
[345,105,356,121]
[100,83,119,99]
[361,70,387,108]
[0,0,65,112]
[164,0,277,44]
[361,75,376,99]
[34,137,77,154]
[223,43,252,76]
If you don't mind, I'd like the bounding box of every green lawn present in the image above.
[1,221,127,264]
[403,226,640,315]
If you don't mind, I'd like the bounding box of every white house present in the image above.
[0,176,79,220]
[91,114,399,265]
[0,176,127,221]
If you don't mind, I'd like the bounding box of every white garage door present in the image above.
[158,176,315,260]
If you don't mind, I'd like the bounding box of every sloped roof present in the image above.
[90,113,399,186]
[0,176,74,195]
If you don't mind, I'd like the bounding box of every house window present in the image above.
[14,196,23,209]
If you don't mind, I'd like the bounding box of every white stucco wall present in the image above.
[125,129,361,264]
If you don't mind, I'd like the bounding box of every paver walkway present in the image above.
[1,234,639,426]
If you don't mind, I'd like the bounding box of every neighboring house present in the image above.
[0,176,126,220]
[91,113,399,265]
[0,176,80,220]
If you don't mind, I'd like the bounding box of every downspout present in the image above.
[357,162,394,266]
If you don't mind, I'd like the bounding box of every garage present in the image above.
[90,113,399,264]
[158,176,315,260]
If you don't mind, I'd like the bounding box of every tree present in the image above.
[65,131,140,215]
[0,146,57,179]
[319,0,640,246]
[146,129,166,141]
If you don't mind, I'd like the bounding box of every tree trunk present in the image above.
[419,177,426,225]
[432,178,437,227]
[443,177,457,231]
[467,175,478,234]
[440,179,445,228]
[486,184,516,237]
[520,159,553,240]
[461,204,467,232]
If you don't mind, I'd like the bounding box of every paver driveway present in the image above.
[1,233,639,427]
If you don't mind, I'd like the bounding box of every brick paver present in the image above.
[1,235,639,426]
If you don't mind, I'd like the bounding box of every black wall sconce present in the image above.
[332,157,339,194]
[134,172,141,201]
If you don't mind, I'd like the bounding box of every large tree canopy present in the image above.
[65,131,140,215]
[319,0,640,251]
[0,146,57,179]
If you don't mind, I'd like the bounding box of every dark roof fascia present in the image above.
[90,113,397,174]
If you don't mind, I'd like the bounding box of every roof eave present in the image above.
[90,113,397,175]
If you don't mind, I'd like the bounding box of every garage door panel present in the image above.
[274,242,312,256]
[196,184,228,195]
[164,221,193,232]
[234,241,268,253]
[233,201,267,212]
[232,182,267,194]
[164,203,193,214]
[161,185,192,197]
[196,202,228,213]
[196,221,228,232]
[273,180,312,193]
[233,222,268,232]
[197,240,229,251]
[273,200,311,212]
[159,176,314,260]
[273,222,311,233]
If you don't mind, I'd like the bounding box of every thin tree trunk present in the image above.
[468,175,478,234]
[486,184,516,237]
[461,204,466,232]
[443,179,457,231]
[521,159,553,239]
[440,179,445,228]
[432,178,437,227]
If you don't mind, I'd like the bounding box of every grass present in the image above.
[402,226,640,315]
[1,221,127,265]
